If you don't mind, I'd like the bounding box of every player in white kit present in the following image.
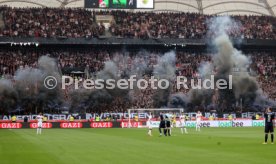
[36,113,43,135]
[147,113,153,136]
[179,113,188,134]
[196,111,202,132]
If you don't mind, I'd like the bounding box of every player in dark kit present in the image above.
[263,107,275,144]
[159,112,165,136]
[164,116,171,136]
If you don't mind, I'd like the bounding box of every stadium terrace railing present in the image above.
[0,37,276,46]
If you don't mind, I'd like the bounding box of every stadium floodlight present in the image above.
[127,108,184,128]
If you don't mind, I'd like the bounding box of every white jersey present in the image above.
[148,115,152,129]
[179,115,186,127]
[196,113,202,122]
[37,115,43,123]
[180,115,186,123]
[148,115,152,121]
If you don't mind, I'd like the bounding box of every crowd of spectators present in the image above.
[1,7,105,38]
[0,7,275,39]
[0,48,275,113]
[251,52,276,100]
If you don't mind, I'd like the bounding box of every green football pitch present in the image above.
[0,127,275,164]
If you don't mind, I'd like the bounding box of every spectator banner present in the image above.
[0,112,269,121]
[90,122,113,128]
[30,123,53,128]
[0,123,22,129]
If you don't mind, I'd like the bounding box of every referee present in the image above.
[263,107,275,144]
[159,112,165,136]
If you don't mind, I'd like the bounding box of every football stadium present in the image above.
[0,0,276,163]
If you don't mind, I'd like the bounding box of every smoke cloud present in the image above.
[0,56,62,114]
[153,51,176,107]
[170,16,269,112]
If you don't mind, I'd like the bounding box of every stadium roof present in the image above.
[0,0,275,16]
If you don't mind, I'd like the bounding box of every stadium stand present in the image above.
[0,48,275,114]
[0,7,275,39]
[0,0,275,115]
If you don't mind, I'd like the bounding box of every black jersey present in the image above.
[165,119,171,128]
[159,114,165,128]
[264,112,275,125]
[160,114,164,121]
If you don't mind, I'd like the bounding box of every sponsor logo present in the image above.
[30,123,53,128]
[0,123,22,129]
[186,122,196,128]
[60,122,83,128]
[252,121,264,127]
[90,122,113,128]
[185,122,211,128]
[120,122,142,128]
[218,121,244,127]
[200,122,211,127]
[232,121,244,127]
[218,121,232,127]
